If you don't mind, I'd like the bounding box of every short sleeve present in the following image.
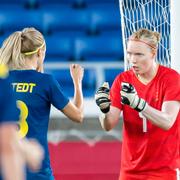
[0,78,19,124]
[110,75,123,110]
[48,75,69,110]
[163,71,180,102]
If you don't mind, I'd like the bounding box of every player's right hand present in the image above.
[70,64,84,84]
[95,82,111,113]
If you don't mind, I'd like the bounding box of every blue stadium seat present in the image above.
[82,68,96,97]
[43,8,91,34]
[45,30,86,61]
[0,0,26,3]
[0,4,24,10]
[0,0,36,8]
[37,0,116,5]
[74,35,124,61]
[45,69,74,97]
[44,68,96,97]
[104,68,124,87]
[84,0,117,3]
[45,31,86,61]
[101,30,123,39]
[88,3,121,33]
[0,9,43,34]
[45,34,74,61]
[37,0,76,4]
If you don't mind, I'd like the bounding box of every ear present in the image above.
[151,49,157,58]
[37,49,42,57]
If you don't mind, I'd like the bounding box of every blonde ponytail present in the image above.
[0,27,45,70]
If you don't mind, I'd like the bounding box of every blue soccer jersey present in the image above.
[9,70,69,180]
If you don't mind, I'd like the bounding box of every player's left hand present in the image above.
[120,82,147,112]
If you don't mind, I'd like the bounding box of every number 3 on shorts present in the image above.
[17,100,29,138]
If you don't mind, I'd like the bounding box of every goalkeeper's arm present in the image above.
[120,82,180,130]
[141,101,179,130]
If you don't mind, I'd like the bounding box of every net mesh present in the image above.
[119,0,170,69]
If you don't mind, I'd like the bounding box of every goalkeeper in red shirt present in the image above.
[95,28,180,180]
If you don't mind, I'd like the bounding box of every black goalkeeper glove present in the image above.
[95,82,111,113]
[120,82,147,112]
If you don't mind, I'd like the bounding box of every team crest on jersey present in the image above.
[154,91,159,102]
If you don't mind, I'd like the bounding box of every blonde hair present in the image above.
[0,27,45,70]
[129,28,161,50]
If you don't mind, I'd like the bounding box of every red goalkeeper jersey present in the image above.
[110,65,180,180]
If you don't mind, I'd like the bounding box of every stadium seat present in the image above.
[74,35,124,61]
[88,3,121,33]
[45,31,86,61]
[82,68,96,96]
[45,35,74,61]
[42,8,91,34]
[104,68,124,87]
[0,0,26,4]
[85,0,117,3]
[37,0,77,4]
[44,69,73,96]
[44,68,96,97]
[0,9,43,34]
[37,0,117,5]
[0,0,37,9]
[45,30,86,61]
[0,4,24,10]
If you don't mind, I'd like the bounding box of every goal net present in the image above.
[119,0,170,69]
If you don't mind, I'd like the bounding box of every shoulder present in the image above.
[32,72,56,83]
[40,72,53,79]
[159,65,179,75]
[39,72,60,89]
[41,72,57,83]
[158,65,179,81]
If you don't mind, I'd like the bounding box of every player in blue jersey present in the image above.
[0,27,84,180]
[0,64,44,180]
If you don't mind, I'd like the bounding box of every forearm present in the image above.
[99,107,120,131]
[73,82,83,111]
[142,104,175,130]
[99,113,114,131]
[120,83,179,130]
